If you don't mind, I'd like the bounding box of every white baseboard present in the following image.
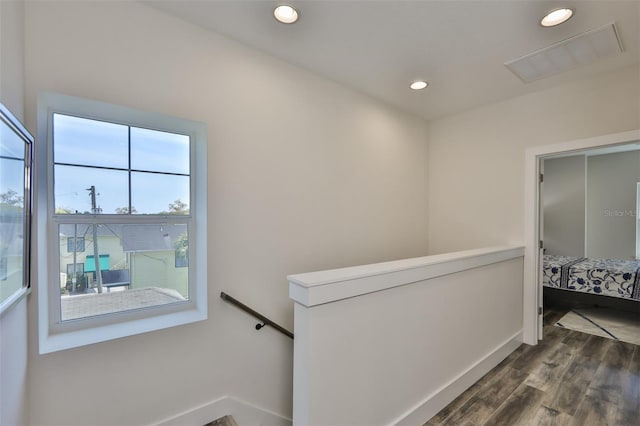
[157,332,521,426]
[392,331,523,426]
[156,395,292,426]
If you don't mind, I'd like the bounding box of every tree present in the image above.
[168,199,188,215]
[0,189,23,206]
[174,232,188,267]
[115,206,138,214]
[0,190,24,253]
[0,190,24,214]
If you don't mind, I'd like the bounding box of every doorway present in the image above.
[523,129,640,345]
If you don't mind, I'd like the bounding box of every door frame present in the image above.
[523,129,640,345]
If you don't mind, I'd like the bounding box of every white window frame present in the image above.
[36,93,207,353]
[636,182,640,259]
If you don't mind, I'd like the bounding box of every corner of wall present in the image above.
[0,1,29,425]
[0,0,26,120]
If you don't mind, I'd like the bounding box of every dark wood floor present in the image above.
[425,308,640,425]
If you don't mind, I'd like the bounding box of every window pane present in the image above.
[0,119,25,159]
[0,158,25,209]
[59,223,189,321]
[131,128,189,175]
[0,119,27,303]
[67,237,85,253]
[66,263,84,276]
[131,172,189,214]
[54,165,128,214]
[53,114,128,169]
[0,157,25,304]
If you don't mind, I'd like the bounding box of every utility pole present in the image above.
[87,185,103,293]
[72,223,78,292]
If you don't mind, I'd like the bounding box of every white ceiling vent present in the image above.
[505,23,624,83]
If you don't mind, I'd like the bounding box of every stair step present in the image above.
[203,415,238,426]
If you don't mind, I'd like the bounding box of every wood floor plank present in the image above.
[529,405,573,426]
[427,307,639,426]
[483,383,546,425]
[543,354,601,416]
[426,381,482,424]
[475,367,529,409]
[616,345,640,425]
[570,388,619,426]
[437,394,496,425]
[510,331,564,373]
[426,361,512,424]
[560,329,591,351]
[523,341,575,392]
[589,340,636,404]
[603,340,635,370]
[617,402,640,426]
[578,333,613,361]
[493,343,527,369]
[204,416,238,426]
[543,308,567,326]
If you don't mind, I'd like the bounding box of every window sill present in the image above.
[0,287,31,319]
[38,300,206,354]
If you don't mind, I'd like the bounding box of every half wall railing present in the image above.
[288,245,525,425]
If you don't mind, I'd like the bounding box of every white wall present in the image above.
[290,248,523,425]
[24,1,429,424]
[0,300,29,426]
[586,151,640,259]
[0,0,24,118]
[542,155,586,256]
[428,65,640,254]
[0,1,29,425]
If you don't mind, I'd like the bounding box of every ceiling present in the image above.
[147,1,640,121]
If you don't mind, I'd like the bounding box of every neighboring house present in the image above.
[122,224,189,297]
[59,223,188,297]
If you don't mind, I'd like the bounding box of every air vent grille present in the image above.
[505,23,624,83]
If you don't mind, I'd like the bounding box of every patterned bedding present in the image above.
[543,255,640,301]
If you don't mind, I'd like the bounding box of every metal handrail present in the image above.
[220,292,294,339]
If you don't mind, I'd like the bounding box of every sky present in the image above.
[53,114,190,214]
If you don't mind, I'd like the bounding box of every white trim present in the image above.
[0,102,33,320]
[156,395,291,426]
[36,92,208,353]
[584,155,589,257]
[391,331,522,426]
[288,245,524,307]
[0,287,30,318]
[523,129,640,345]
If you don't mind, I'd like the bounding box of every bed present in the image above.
[543,255,640,302]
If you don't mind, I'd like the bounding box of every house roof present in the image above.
[59,223,187,252]
[121,224,187,252]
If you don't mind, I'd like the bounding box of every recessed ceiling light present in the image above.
[540,8,574,27]
[410,81,428,90]
[274,5,299,24]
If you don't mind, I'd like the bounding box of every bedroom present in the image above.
[542,145,640,344]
